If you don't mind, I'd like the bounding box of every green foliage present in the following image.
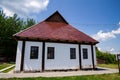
[0,63,13,70]
[1,74,120,80]
[0,10,36,61]
[96,47,116,64]
[2,66,15,73]
[97,64,118,69]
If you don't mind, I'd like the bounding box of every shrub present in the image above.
[96,47,116,64]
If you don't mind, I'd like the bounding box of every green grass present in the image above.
[97,64,118,69]
[0,63,13,70]
[0,73,120,80]
[2,66,15,73]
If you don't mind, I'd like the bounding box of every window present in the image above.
[83,48,88,59]
[70,48,76,59]
[30,46,39,59]
[47,47,54,59]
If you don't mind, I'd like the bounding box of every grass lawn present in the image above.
[0,73,120,80]
[97,64,118,69]
[0,63,13,70]
[2,66,15,73]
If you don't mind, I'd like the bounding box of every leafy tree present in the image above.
[96,47,116,64]
[0,10,36,62]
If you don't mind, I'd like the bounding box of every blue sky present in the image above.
[0,0,120,54]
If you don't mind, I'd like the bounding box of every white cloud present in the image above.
[0,0,49,17]
[92,30,116,41]
[2,8,14,16]
[112,27,120,34]
[109,48,115,52]
[119,21,120,25]
[92,26,120,41]
[97,47,101,51]
[107,48,118,54]
[97,46,117,54]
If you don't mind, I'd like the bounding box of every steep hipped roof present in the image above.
[14,11,98,44]
[45,11,68,24]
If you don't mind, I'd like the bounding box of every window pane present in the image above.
[30,46,39,59]
[70,48,76,59]
[83,48,88,59]
[47,47,54,59]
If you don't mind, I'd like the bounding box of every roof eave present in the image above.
[14,36,99,45]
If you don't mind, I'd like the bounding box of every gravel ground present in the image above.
[0,67,118,78]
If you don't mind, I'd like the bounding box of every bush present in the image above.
[96,47,116,64]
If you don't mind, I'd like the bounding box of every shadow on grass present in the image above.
[82,68,107,71]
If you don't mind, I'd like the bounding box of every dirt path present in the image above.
[0,67,118,78]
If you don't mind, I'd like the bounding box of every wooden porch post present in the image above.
[20,41,26,71]
[42,42,45,71]
[91,45,95,69]
[79,44,82,70]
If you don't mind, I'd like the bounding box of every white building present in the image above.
[13,11,99,72]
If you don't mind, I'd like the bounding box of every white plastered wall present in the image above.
[81,45,93,68]
[23,41,43,71]
[15,41,23,72]
[45,42,79,70]
[15,41,97,71]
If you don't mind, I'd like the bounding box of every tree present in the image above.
[0,10,36,62]
[96,47,116,64]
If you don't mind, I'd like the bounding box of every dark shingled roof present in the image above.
[14,11,99,44]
